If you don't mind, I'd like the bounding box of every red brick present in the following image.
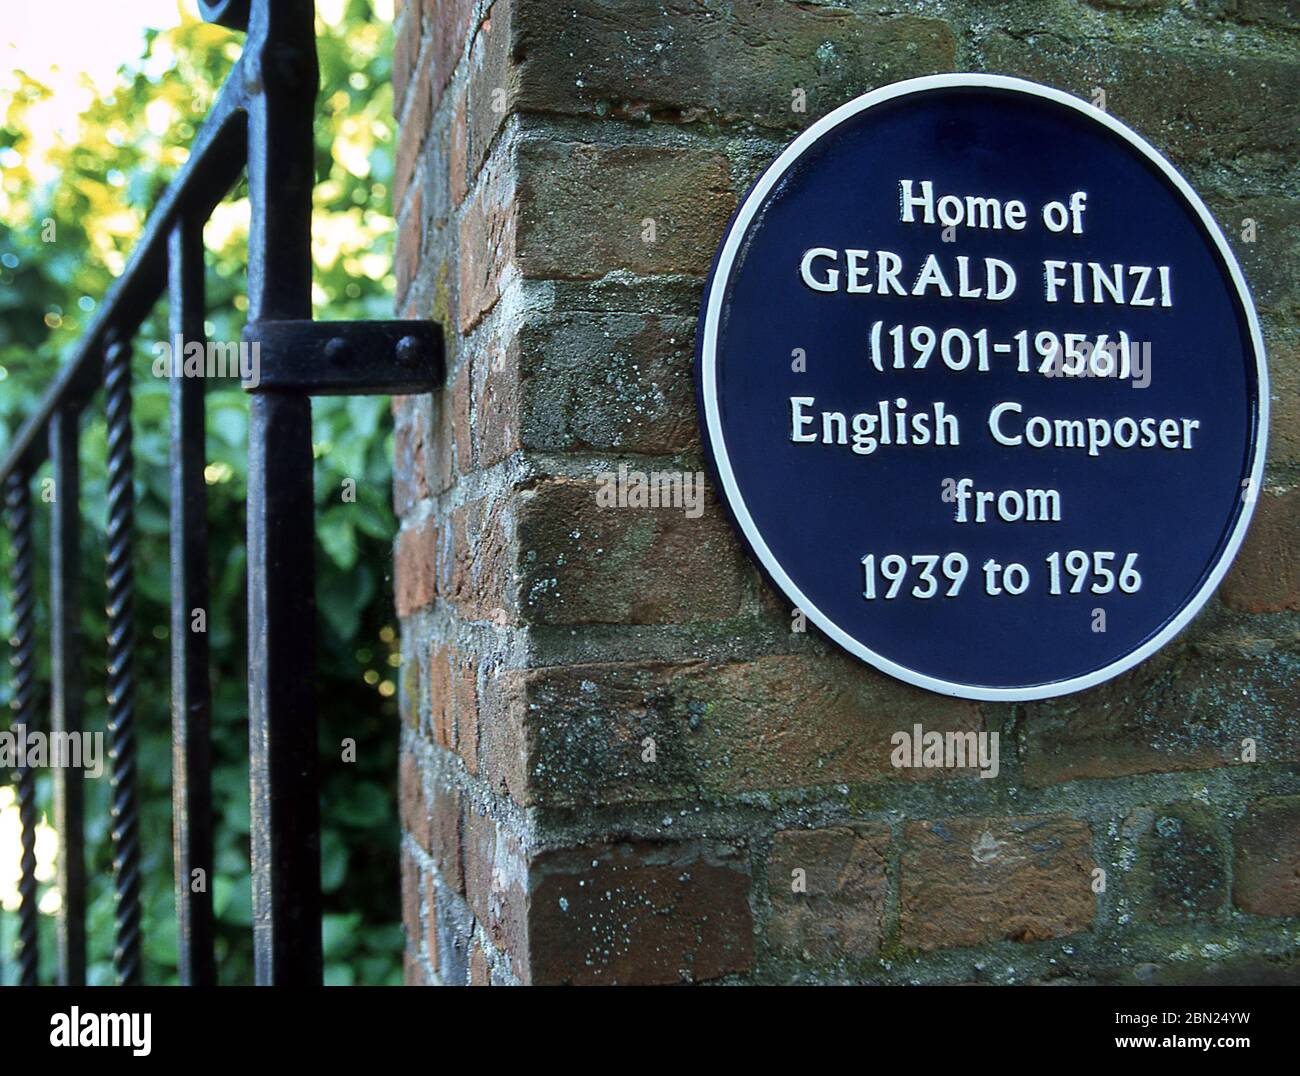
[1220,487,1300,613]
[1207,196,1300,324]
[464,808,529,977]
[516,314,698,455]
[513,653,984,807]
[403,947,428,985]
[428,643,454,749]
[1021,634,1300,785]
[392,2,421,115]
[473,335,519,468]
[980,37,1298,181]
[469,937,491,985]
[512,0,956,130]
[477,663,530,804]
[394,517,436,617]
[1234,797,1300,916]
[458,159,516,333]
[516,141,734,280]
[426,0,475,106]
[393,55,432,210]
[1265,334,1300,471]
[900,816,1095,951]
[392,400,430,516]
[428,356,470,491]
[528,840,754,984]
[395,184,423,299]
[400,845,422,954]
[429,640,484,764]
[430,779,465,895]
[449,85,469,207]
[399,749,432,852]
[436,496,513,621]
[466,1,514,182]
[515,476,750,625]
[423,867,439,970]
[767,824,890,962]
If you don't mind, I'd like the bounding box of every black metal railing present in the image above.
[0,0,439,986]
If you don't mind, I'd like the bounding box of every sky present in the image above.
[2,1,192,185]
[3,1,190,130]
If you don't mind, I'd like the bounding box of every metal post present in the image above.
[244,0,323,985]
[104,335,142,986]
[6,471,39,987]
[168,216,217,986]
[49,410,86,985]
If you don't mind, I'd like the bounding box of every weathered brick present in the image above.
[899,817,1095,950]
[1022,633,1300,784]
[430,778,465,895]
[464,808,529,976]
[1220,486,1300,613]
[447,355,473,479]
[528,840,754,984]
[1123,802,1227,924]
[979,36,1299,181]
[433,889,474,985]
[516,141,735,279]
[392,398,431,516]
[394,55,432,210]
[516,476,749,625]
[1082,0,1167,9]
[513,0,956,129]
[426,0,476,107]
[515,653,983,807]
[428,642,454,750]
[395,184,423,299]
[392,1,421,115]
[1265,333,1300,471]
[429,642,478,762]
[468,936,491,985]
[437,495,513,620]
[466,0,514,182]
[517,313,699,455]
[403,947,426,985]
[1208,195,1300,323]
[472,335,519,468]
[449,84,469,207]
[394,516,436,617]
[1234,796,1300,916]
[458,157,516,332]
[1231,0,1300,30]
[400,748,432,852]
[767,824,890,963]
[477,663,530,803]
[423,866,439,970]
[401,844,422,955]
[399,635,422,731]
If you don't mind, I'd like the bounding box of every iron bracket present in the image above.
[241,320,443,396]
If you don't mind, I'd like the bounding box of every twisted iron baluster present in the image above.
[6,472,38,986]
[104,337,141,984]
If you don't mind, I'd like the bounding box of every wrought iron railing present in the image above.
[0,0,439,985]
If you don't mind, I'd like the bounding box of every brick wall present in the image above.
[391,0,1299,985]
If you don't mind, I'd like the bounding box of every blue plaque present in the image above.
[697,74,1268,700]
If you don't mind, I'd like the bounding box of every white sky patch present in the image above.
[2,1,191,179]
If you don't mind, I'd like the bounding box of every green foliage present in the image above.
[0,2,402,985]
